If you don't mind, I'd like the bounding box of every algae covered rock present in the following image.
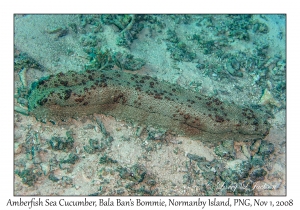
[202,171,217,182]
[99,154,118,164]
[258,140,275,156]
[214,140,236,159]
[225,58,243,77]
[117,164,146,183]
[220,168,239,183]
[60,153,79,164]
[251,154,265,167]
[250,168,267,181]
[187,153,206,162]
[49,136,74,151]
[15,168,42,186]
[225,160,251,180]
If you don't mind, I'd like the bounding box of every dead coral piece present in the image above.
[259,89,281,107]
[18,68,27,88]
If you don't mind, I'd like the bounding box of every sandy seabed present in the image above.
[14,14,286,196]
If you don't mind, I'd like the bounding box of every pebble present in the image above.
[40,163,50,175]
[250,139,261,156]
[241,144,251,159]
[258,140,275,156]
[259,89,281,107]
[14,143,23,154]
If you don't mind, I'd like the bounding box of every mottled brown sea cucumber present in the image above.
[27,69,270,142]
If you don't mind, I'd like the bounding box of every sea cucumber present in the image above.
[27,69,270,142]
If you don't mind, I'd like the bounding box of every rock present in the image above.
[49,136,74,151]
[251,154,265,167]
[15,168,41,186]
[197,161,212,172]
[258,140,275,156]
[253,22,269,34]
[259,89,281,107]
[183,174,192,184]
[33,154,42,164]
[147,127,166,140]
[250,139,261,156]
[241,144,251,159]
[187,153,206,162]
[147,180,156,186]
[99,154,117,164]
[226,160,251,180]
[83,124,95,130]
[250,168,267,181]
[136,126,145,137]
[210,159,225,176]
[60,153,79,164]
[40,163,50,175]
[202,171,216,182]
[214,140,235,159]
[49,172,60,182]
[236,161,251,179]
[220,169,239,183]
[116,188,125,195]
[61,176,73,187]
[117,164,146,183]
[225,58,243,77]
[14,143,23,154]
[196,63,205,70]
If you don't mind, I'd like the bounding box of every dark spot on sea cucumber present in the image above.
[154,94,162,99]
[64,89,72,100]
[75,97,85,103]
[60,80,68,86]
[38,98,48,106]
[215,115,225,123]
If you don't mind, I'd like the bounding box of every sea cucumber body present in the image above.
[28,70,270,142]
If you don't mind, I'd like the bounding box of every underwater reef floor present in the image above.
[14,14,286,195]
